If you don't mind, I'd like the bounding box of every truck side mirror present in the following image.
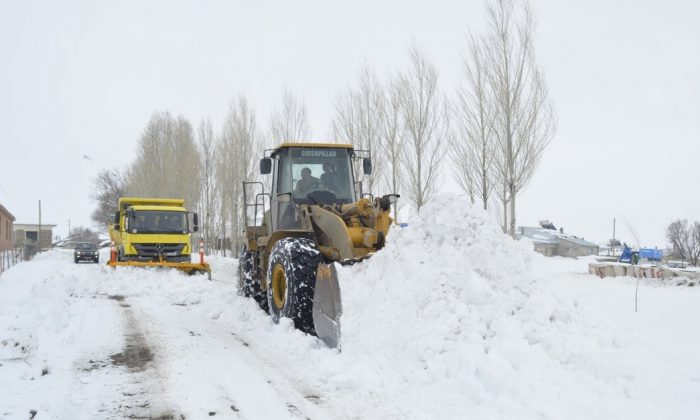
[192,213,199,232]
[260,158,272,175]
[363,158,372,175]
[114,211,120,224]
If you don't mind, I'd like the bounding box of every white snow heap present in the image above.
[340,192,537,353]
[332,194,587,417]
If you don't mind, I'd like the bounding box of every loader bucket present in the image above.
[313,263,342,349]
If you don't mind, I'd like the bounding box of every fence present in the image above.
[0,248,24,275]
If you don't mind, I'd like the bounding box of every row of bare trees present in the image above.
[91,0,556,252]
[450,0,556,234]
[330,46,449,217]
[330,0,555,234]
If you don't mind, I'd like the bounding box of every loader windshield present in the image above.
[277,147,355,204]
[127,210,188,234]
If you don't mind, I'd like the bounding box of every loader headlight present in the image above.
[378,194,400,211]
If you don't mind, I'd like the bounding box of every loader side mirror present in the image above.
[260,158,272,175]
[363,158,372,175]
[114,211,120,224]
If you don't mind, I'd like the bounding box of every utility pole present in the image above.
[68,219,71,238]
[38,199,42,253]
[612,218,616,256]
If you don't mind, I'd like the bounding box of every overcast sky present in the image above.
[1,0,698,247]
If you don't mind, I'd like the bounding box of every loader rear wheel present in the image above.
[238,247,268,311]
[267,238,322,334]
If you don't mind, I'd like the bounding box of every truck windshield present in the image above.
[128,211,187,233]
[277,147,355,204]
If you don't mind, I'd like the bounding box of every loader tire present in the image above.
[267,238,322,334]
[238,247,268,311]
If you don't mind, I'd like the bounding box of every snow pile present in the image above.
[326,194,593,418]
[323,194,698,419]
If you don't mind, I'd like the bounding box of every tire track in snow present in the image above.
[132,297,334,420]
[228,331,329,419]
[108,295,184,420]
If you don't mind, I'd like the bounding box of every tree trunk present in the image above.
[502,185,508,233]
[509,183,516,236]
[482,166,488,211]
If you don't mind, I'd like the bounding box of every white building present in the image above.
[518,223,599,258]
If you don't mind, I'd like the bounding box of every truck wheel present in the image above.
[267,238,322,334]
[238,247,268,311]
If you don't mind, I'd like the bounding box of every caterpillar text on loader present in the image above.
[108,197,211,279]
[239,143,399,348]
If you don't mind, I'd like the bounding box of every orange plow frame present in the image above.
[106,239,212,280]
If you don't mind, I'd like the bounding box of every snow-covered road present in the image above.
[2,196,699,419]
[0,250,339,419]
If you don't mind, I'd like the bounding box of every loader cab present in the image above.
[268,144,357,230]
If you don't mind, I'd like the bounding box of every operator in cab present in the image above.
[294,167,321,195]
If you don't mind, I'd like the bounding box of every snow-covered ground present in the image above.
[1,194,699,419]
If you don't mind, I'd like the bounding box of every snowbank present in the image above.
[326,194,596,419]
[319,194,700,419]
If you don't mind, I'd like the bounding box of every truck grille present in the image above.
[133,243,186,258]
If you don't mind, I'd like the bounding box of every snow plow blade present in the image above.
[106,260,212,280]
[313,263,342,349]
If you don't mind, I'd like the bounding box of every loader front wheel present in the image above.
[238,247,268,311]
[267,238,322,334]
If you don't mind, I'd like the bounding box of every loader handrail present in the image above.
[255,192,270,228]
[243,181,269,228]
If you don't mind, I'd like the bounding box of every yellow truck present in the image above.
[108,197,211,279]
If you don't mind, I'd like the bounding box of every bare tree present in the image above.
[269,89,311,144]
[90,168,128,229]
[484,0,556,234]
[69,226,100,243]
[397,44,448,211]
[451,33,497,210]
[666,219,700,265]
[216,96,259,255]
[330,63,385,193]
[127,112,202,210]
[197,118,218,253]
[694,223,700,265]
[381,75,406,220]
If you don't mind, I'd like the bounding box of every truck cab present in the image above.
[109,197,198,263]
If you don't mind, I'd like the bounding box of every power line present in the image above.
[0,183,18,209]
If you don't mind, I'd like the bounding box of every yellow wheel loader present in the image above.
[239,143,399,348]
